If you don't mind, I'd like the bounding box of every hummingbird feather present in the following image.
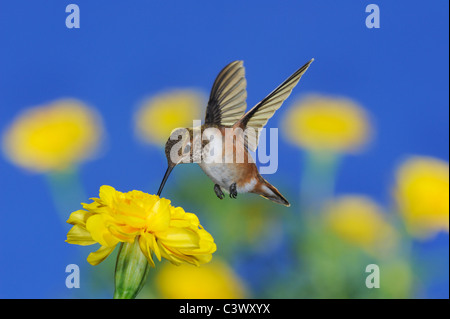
[205,61,247,126]
[236,58,314,152]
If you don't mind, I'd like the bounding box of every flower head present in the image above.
[156,259,247,299]
[2,99,103,172]
[66,185,216,266]
[135,90,204,146]
[282,95,371,153]
[394,156,449,238]
[324,196,397,255]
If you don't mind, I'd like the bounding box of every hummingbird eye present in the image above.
[184,143,191,154]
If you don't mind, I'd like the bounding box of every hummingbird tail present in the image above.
[256,178,290,207]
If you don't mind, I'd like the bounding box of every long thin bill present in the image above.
[157,165,174,196]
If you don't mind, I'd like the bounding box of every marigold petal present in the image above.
[196,229,217,252]
[170,211,200,229]
[82,200,108,215]
[157,244,190,266]
[146,198,171,232]
[157,241,214,267]
[66,225,96,246]
[157,227,200,249]
[191,252,213,265]
[86,214,119,247]
[170,206,187,219]
[99,185,116,206]
[87,245,116,266]
[149,234,161,261]
[108,224,138,243]
[114,214,147,229]
[138,235,156,267]
[67,209,92,226]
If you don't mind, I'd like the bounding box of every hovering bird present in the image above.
[157,59,314,206]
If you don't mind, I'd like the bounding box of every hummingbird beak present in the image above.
[157,164,175,196]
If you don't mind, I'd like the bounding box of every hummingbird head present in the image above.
[157,127,193,196]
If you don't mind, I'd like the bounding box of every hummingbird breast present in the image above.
[197,124,260,193]
[198,162,259,194]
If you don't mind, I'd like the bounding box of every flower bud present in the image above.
[114,238,150,299]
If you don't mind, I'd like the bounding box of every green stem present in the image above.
[292,150,343,297]
[299,150,341,214]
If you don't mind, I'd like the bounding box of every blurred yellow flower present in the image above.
[2,99,103,172]
[135,90,204,145]
[66,185,216,266]
[394,156,449,238]
[324,196,397,255]
[156,259,247,299]
[283,95,371,153]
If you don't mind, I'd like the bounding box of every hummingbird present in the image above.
[157,58,314,206]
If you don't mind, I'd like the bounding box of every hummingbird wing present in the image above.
[235,59,314,152]
[205,61,247,126]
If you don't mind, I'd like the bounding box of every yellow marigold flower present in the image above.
[324,196,397,255]
[2,99,103,172]
[66,185,216,267]
[394,156,449,238]
[135,90,204,146]
[156,259,247,299]
[282,95,371,153]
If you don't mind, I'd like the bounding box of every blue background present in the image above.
[0,1,448,298]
